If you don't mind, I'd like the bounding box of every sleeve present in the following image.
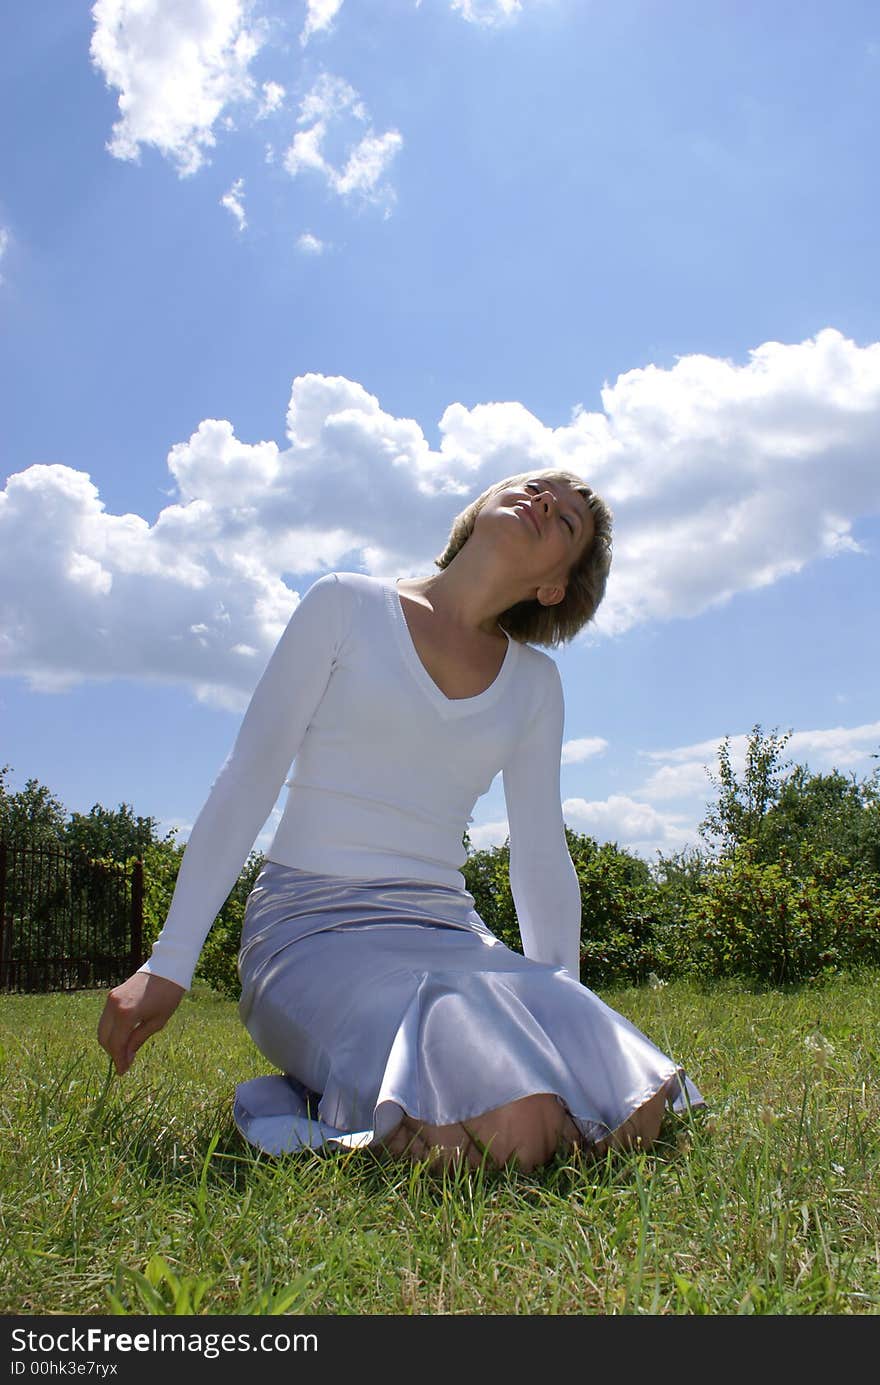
[502,658,582,980]
[137,572,347,991]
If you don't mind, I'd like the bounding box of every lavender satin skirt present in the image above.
[232,860,704,1155]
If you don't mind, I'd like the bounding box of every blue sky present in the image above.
[2,0,879,866]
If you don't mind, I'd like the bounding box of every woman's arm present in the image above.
[502,658,582,979]
[137,571,347,991]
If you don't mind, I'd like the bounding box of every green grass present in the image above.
[1,976,879,1315]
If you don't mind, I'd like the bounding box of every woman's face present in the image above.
[488,476,595,575]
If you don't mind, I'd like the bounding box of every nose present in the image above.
[528,486,557,519]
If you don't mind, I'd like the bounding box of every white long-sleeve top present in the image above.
[138,572,582,990]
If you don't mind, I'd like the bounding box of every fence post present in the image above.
[130,858,144,972]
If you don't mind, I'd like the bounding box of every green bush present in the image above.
[679,839,880,984]
[131,841,263,999]
[137,840,185,954]
[195,896,247,999]
[575,842,673,987]
[463,830,674,987]
[192,850,265,999]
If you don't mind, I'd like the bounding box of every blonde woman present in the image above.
[98,470,703,1172]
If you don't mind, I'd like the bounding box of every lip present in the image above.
[515,504,541,536]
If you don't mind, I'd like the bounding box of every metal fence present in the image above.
[0,840,144,992]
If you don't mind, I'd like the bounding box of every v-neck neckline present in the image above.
[383,578,518,719]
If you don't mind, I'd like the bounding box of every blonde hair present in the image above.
[432,468,613,648]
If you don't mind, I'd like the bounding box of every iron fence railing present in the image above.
[0,840,143,992]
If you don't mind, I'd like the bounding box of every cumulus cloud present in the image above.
[220,176,247,230]
[635,754,719,804]
[166,418,279,504]
[90,0,266,176]
[787,722,880,769]
[283,74,403,209]
[0,377,438,706]
[562,736,608,765]
[468,791,695,863]
[300,0,344,46]
[465,816,507,852]
[0,225,9,282]
[570,327,880,635]
[424,328,880,638]
[3,329,880,708]
[563,793,696,858]
[344,716,880,860]
[637,720,880,802]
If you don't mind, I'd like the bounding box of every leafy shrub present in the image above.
[132,840,263,999]
[575,842,674,987]
[192,850,265,999]
[138,840,185,954]
[463,830,673,987]
[679,840,880,984]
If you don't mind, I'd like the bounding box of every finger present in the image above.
[97,1013,124,1071]
[99,1013,139,1075]
[96,1000,116,1052]
[111,1032,134,1074]
[123,1014,165,1067]
[97,993,129,1064]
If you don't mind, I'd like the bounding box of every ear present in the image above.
[536,583,566,608]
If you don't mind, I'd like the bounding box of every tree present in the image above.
[760,765,869,869]
[698,724,794,860]
[0,765,68,848]
[64,801,169,862]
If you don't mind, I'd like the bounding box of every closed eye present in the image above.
[525,481,575,533]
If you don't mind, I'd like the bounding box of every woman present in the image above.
[97,469,703,1173]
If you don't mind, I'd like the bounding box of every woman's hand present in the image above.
[97,971,186,1076]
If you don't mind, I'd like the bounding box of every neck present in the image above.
[419,549,556,636]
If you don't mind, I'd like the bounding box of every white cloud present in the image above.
[220,176,247,230]
[90,0,266,176]
[562,736,608,764]
[167,418,280,505]
[159,806,284,852]
[300,0,344,46]
[258,80,285,116]
[334,130,404,196]
[563,793,696,858]
[0,225,9,282]
[3,330,880,708]
[283,74,402,208]
[0,378,435,707]
[154,815,193,843]
[462,816,510,853]
[297,232,326,254]
[639,735,738,769]
[450,0,524,24]
[468,794,696,863]
[637,720,880,802]
[636,756,718,804]
[786,722,880,770]
[582,328,880,635]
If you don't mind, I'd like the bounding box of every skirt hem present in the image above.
[233,1062,704,1157]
